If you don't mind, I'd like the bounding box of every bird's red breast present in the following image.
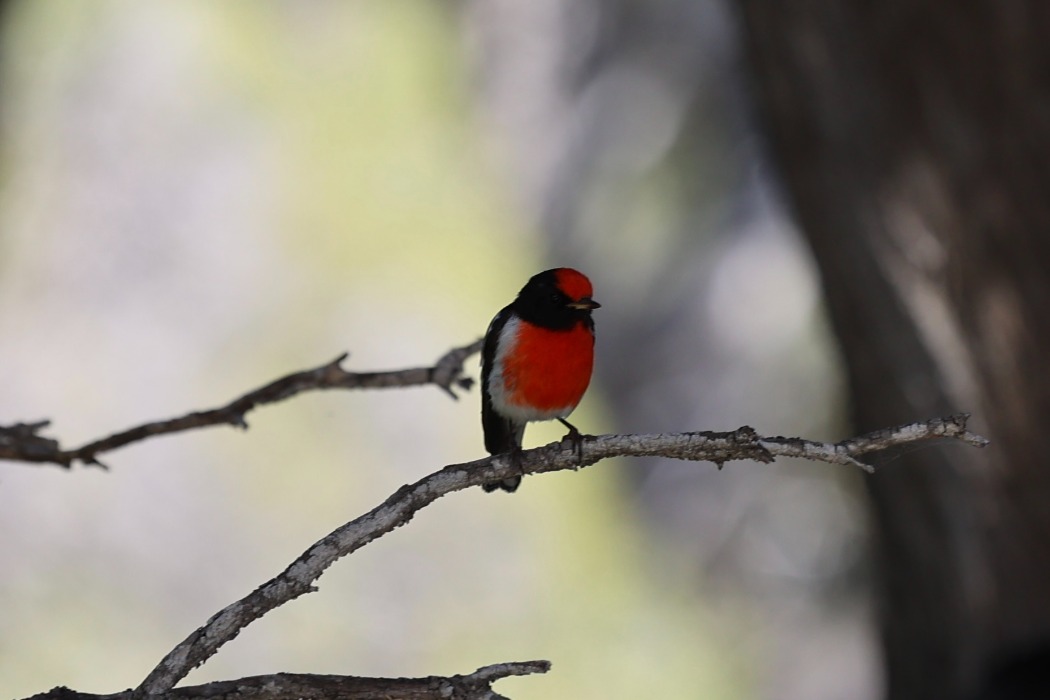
[494,316,595,420]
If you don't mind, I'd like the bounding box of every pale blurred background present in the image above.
[0,3,871,699]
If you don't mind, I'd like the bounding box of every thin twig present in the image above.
[0,340,483,469]
[759,413,989,473]
[25,661,551,700]
[135,415,987,696]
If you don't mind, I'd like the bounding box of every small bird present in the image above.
[481,268,600,492]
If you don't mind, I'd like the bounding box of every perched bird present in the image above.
[481,268,600,492]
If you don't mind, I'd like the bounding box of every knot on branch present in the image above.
[320,352,351,381]
[442,661,552,699]
[687,426,775,469]
[430,339,482,400]
[0,421,69,467]
[727,425,775,464]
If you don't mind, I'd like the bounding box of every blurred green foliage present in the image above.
[0,2,742,699]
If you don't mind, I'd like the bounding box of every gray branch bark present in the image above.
[4,334,989,699]
[0,340,482,469]
[135,415,985,696]
[28,662,550,700]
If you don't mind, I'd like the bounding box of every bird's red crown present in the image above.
[553,268,594,302]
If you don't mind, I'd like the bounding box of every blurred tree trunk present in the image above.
[737,3,1050,699]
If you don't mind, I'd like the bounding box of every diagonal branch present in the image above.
[135,414,987,696]
[759,413,990,472]
[0,340,482,470]
[26,661,551,700]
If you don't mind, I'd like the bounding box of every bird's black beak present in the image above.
[568,297,600,311]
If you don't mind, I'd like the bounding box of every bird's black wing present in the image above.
[481,305,521,456]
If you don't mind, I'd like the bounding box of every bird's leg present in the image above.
[557,417,588,465]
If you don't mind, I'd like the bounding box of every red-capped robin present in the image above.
[481,268,600,492]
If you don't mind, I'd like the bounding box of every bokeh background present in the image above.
[0,1,966,698]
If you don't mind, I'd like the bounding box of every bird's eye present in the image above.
[550,292,562,304]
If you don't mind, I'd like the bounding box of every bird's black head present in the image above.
[512,267,600,331]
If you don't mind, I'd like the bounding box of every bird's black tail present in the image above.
[481,392,525,493]
[482,474,521,493]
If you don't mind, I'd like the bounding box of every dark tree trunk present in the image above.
[736,3,1050,699]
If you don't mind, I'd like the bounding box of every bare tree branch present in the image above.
[135,414,987,696]
[26,661,551,700]
[759,413,990,472]
[0,340,483,470]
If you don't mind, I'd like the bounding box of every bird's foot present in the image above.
[557,418,591,467]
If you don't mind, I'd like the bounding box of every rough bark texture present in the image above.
[0,341,482,469]
[28,663,552,700]
[146,416,974,694]
[736,3,1050,699]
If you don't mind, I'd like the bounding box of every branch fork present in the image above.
[135,414,986,696]
[3,341,989,700]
